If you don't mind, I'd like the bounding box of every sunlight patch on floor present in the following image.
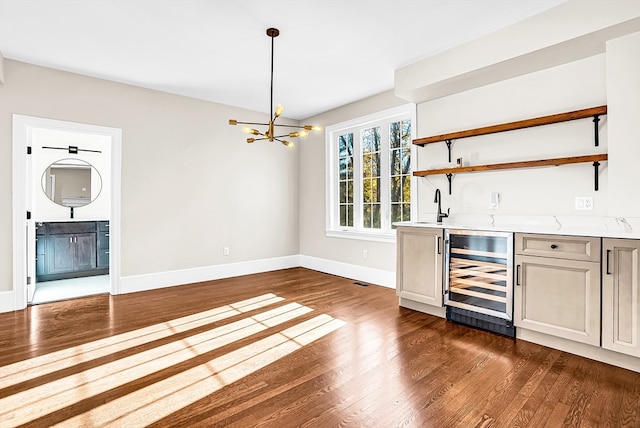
[58,315,346,427]
[0,295,345,428]
[0,293,283,389]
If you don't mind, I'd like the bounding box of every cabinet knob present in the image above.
[550,244,558,249]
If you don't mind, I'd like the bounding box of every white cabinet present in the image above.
[396,227,444,307]
[602,238,640,357]
[514,234,601,346]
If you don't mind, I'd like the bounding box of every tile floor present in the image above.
[31,275,110,305]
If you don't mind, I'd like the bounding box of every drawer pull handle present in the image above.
[516,265,521,286]
[606,249,611,275]
[105,251,110,254]
[105,233,110,237]
[550,244,558,249]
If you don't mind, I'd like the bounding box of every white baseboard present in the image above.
[299,255,396,289]
[119,255,301,294]
[1,255,395,311]
[0,290,16,313]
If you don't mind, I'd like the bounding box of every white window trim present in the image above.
[325,104,417,243]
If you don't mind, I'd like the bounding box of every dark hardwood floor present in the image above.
[0,267,638,427]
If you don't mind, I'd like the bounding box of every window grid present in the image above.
[326,105,414,241]
[338,133,354,227]
[362,127,381,229]
[390,120,412,227]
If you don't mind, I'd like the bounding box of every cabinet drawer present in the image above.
[515,233,600,262]
[47,221,97,234]
[35,222,46,235]
[98,249,110,268]
[97,231,110,250]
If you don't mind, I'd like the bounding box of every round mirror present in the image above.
[41,159,103,208]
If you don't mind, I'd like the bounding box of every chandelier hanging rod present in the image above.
[228,27,321,148]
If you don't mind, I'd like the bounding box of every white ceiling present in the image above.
[0,0,566,120]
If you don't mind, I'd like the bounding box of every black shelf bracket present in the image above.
[446,173,454,195]
[445,139,453,163]
[593,161,600,191]
[593,115,600,147]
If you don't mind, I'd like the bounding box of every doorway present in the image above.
[12,115,122,310]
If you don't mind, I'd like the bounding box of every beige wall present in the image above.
[0,60,300,292]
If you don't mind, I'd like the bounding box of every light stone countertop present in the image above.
[396,214,640,240]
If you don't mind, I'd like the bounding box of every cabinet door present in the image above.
[514,255,600,346]
[396,227,443,306]
[602,238,640,357]
[35,235,47,276]
[48,234,75,274]
[74,233,97,271]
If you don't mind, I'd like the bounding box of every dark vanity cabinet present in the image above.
[35,221,109,282]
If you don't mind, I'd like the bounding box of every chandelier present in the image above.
[229,28,321,148]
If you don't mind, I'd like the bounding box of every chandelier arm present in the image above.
[234,121,270,126]
[272,124,307,128]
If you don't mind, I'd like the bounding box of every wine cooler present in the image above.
[445,229,515,337]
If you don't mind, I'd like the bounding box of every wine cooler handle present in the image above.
[437,236,441,255]
[606,250,611,275]
[516,265,521,286]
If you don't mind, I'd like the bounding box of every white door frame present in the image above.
[12,115,122,310]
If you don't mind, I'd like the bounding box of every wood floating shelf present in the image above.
[413,105,607,146]
[413,154,608,177]
[413,154,608,193]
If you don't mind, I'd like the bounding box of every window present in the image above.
[326,104,415,242]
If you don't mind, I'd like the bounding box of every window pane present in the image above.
[339,182,346,203]
[347,205,353,227]
[372,204,381,228]
[363,153,373,178]
[347,181,353,203]
[391,203,401,223]
[340,205,346,226]
[390,122,401,149]
[363,179,371,203]
[370,178,379,203]
[339,158,347,180]
[372,152,380,176]
[402,176,410,203]
[362,127,380,153]
[339,134,352,157]
[390,120,411,149]
[401,147,410,174]
[391,148,400,175]
[363,205,372,228]
[402,203,411,221]
[390,176,401,203]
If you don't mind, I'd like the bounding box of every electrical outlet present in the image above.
[575,196,593,211]
[223,247,230,256]
[363,249,368,259]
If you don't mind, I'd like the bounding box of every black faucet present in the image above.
[434,189,449,223]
